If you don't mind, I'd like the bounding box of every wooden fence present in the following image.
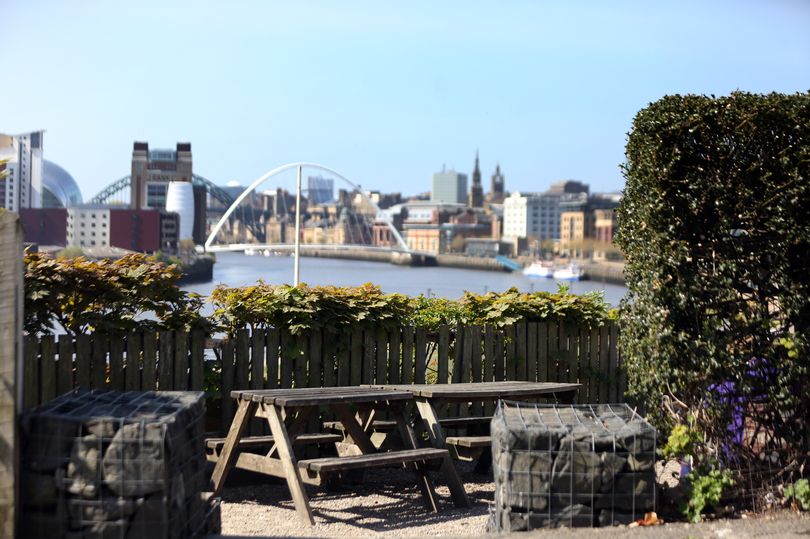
[22,322,625,433]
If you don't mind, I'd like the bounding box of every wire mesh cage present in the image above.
[489,401,657,531]
[20,389,217,539]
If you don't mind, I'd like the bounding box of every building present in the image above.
[0,131,45,211]
[595,208,618,244]
[130,142,193,210]
[502,181,590,243]
[560,192,622,258]
[307,176,334,205]
[130,141,203,244]
[66,206,178,253]
[431,167,467,204]
[468,152,484,208]
[399,202,492,255]
[488,163,505,204]
[19,208,68,246]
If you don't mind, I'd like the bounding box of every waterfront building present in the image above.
[19,208,68,246]
[0,152,82,213]
[0,131,46,210]
[130,142,193,210]
[560,192,622,258]
[503,180,590,243]
[66,206,178,253]
[431,167,467,204]
[130,141,203,243]
[468,152,484,208]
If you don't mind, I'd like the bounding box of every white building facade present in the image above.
[503,189,589,241]
[0,131,45,211]
[66,207,111,248]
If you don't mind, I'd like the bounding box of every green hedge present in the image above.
[210,282,615,335]
[24,252,615,337]
[616,92,810,470]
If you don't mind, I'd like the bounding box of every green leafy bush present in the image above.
[211,283,615,336]
[683,469,735,523]
[24,251,210,335]
[784,478,810,511]
[211,282,412,335]
[616,92,810,470]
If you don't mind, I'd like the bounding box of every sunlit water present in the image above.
[182,252,627,306]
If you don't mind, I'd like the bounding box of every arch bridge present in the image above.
[90,162,422,261]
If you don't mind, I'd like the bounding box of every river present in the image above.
[182,252,627,306]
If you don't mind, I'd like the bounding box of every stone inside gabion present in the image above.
[489,402,657,532]
[19,389,216,539]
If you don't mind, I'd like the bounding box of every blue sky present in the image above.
[3,0,809,199]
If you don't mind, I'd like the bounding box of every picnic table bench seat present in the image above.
[298,447,450,473]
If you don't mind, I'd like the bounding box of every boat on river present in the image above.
[552,263,583,281]
[522,261,554,278]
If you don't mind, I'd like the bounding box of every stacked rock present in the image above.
[490,402,657,531]
[20,389,215,539]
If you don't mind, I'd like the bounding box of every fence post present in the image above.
[0,211,23,539]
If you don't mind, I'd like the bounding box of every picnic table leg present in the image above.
[265,403,315,525]
[332,403,378,454]
[392,403,439,513]
[415,399,447,447]
[413,399,470,508]
[210,399,256,497]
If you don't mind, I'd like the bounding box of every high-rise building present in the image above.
[130,142,193,210]
[307,176,334,205]
[489,163,505,204]
[503,180,589,241]
[431,167,467,204]
[468,152,484,208]
[0,131,45,211]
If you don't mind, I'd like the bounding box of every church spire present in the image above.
[469,150,484,207]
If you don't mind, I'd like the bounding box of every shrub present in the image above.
[616,92,810,472]
[24,251,210,335]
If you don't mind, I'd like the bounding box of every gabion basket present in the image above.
[489,401,657,531]
[20,389,217,539]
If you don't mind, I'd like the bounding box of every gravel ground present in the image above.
[210,464,809,538]
[215,462,494,537]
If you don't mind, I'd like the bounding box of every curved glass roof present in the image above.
[42,160,83,208]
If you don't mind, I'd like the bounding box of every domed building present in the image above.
[42,159,83,208]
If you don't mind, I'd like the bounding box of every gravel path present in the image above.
[215,463,494,537]
[212,465,809,538]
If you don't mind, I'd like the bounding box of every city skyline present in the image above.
[3,1,809,200]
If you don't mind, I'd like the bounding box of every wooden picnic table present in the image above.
[208,386,470,525]
[364,381,580,463]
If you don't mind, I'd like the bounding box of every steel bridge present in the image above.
[89,162,412,256]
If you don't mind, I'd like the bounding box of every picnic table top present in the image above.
[363,381,581,400]
[230,386,413,407]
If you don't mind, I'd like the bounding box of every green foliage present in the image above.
[784,478,810,511]
[211,283,616,336]
[211,282,412,335]
[458,285,615,328]
[616,91,810,464]
[682,469,735,523]
[660,422,702,461]
[24,251,210,335]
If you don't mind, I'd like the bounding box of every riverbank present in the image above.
[300,247,624,283]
